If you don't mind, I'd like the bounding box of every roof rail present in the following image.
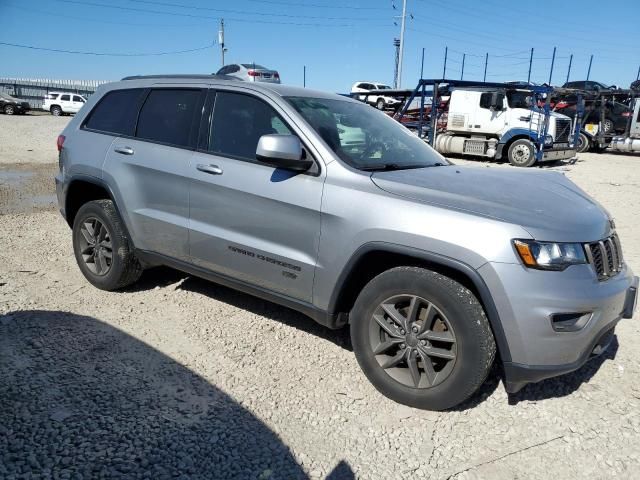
[120,74,239,81]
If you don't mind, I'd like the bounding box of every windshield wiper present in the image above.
[361,162,445,171]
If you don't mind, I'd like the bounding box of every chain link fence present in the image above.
[0,77,109,110]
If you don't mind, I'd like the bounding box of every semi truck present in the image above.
[610,97,640,153]
[357,80,581,167]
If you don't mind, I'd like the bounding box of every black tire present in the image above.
[4,104,15,115]
[376,98,385,110]
[350,267,496,410]
[72,200,142,291]
[51,106,62,116]
[602,118,614,134]
[576,132,591,153]
[507,138,536,167]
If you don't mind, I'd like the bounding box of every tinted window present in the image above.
[241,64,266,69]
[49,93,59,99]
[136,89,202,147]
[209,92,292,161]
[227,65,240,73]
[73,95,84,103]
[84,88,146,136]
[479,92,492,109]
[217,66,228,75]
[61,94,70,101]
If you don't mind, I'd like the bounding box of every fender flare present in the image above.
[496,128,539,160]
[328,242,512,362]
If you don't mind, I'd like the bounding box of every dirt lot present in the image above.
[1,113,639,479]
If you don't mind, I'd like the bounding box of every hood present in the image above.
[371,165,612,242]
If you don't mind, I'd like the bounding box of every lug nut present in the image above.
[412,325,419,333]
[420,340,427,346]
[400,329,405,335]
[400,343,406,349]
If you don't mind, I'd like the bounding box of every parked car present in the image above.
[562,80,618,91]
[553,96,632,134]
[215,64,280,84]
[55,75,638,410]
[42,92,87,116]
[0,92,30,115]
[351,82,401,110]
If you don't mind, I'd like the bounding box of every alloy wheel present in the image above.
[78,217,113,276]
[369,294,457,389]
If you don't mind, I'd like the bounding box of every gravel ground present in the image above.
[1,113,640,479]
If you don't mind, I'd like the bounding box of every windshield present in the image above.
[286,96,448,170]
[507,91,533,109]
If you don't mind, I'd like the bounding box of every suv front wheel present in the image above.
[350,267,496,410]
[72,200,142,290]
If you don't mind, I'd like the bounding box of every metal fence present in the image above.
[0,77,109,110]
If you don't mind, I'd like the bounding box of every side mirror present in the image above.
[256,134,312,172]
[491,92,506,110]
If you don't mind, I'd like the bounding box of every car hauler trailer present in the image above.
[610,96,640,153]
[355,79,583,167]
[552,89,638,153]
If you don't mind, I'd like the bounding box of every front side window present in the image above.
[287,96,447,171]
[136,89,202,147]
[209,92,292,161]
[84,88,146,136]
[61,94,70,101]
[73,95,85,103]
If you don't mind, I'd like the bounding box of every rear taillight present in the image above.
[622,111,631,117]
[247,70,261,77]
[57,135,65,152]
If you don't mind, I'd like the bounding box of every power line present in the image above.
[128,0,387,22]
[0,41,214,56]
[244,0,387,10]
[54,0,389,27]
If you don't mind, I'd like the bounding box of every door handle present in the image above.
[114,146,134,155]
[196,164,223,175]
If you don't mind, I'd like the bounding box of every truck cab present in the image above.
[437,87,576,166]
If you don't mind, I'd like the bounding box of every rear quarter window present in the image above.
[84,88,146,136]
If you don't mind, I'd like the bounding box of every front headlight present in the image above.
[513,239,587,271]
[544,135,554,146]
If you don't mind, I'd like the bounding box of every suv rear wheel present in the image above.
[350,267,496,410]
[51,106,62,116]
[4,104,15,115]
[72,200,142,290]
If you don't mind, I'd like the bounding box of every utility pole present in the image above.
[548,46,556,85]
[442,46,448,78]
[566,54,573,83]
[393,38,401,88]
[483,53,488,82]
[420,47,425,79]
[527,48,534,84]
[396,0,408,88]
[460,53,465,80]
[303,65,306,87]
[218,19,226,68]
[636,64,640,80]
[586,54,593,81]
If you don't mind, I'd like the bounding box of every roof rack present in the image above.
[120,74,239,81]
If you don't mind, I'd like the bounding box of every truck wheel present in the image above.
[4,104,15,115]
[576,132,591,153]
[72,200,142,291]
[376,98,385,110]
[350,267,496,411]
[507,139,536,167]
[51,106,62,116]
[602,118,614,134]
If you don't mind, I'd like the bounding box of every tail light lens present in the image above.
[622,111,631,117]
[556,101,568,108]
[247,70,261,77]
[57,135,66,153]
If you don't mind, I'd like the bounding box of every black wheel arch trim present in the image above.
[328,242,512,362]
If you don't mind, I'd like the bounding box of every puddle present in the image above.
[0,163,58,214]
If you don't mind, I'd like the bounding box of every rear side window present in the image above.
[48,93,59,99]
[84,88,145,136]
[61,94,70,101]
[209,92,292,161]
[136,89,202,148]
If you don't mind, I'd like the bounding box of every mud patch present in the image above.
[0,163,58,214]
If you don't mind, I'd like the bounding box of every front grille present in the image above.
[555,119,572,143]
[585,234,623,281]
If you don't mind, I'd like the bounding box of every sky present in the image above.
[1,0,639,93]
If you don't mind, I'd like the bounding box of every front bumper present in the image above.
[479,261,637,392]
[541,146,576,161]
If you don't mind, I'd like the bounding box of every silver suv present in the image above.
[55,74,638,410]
